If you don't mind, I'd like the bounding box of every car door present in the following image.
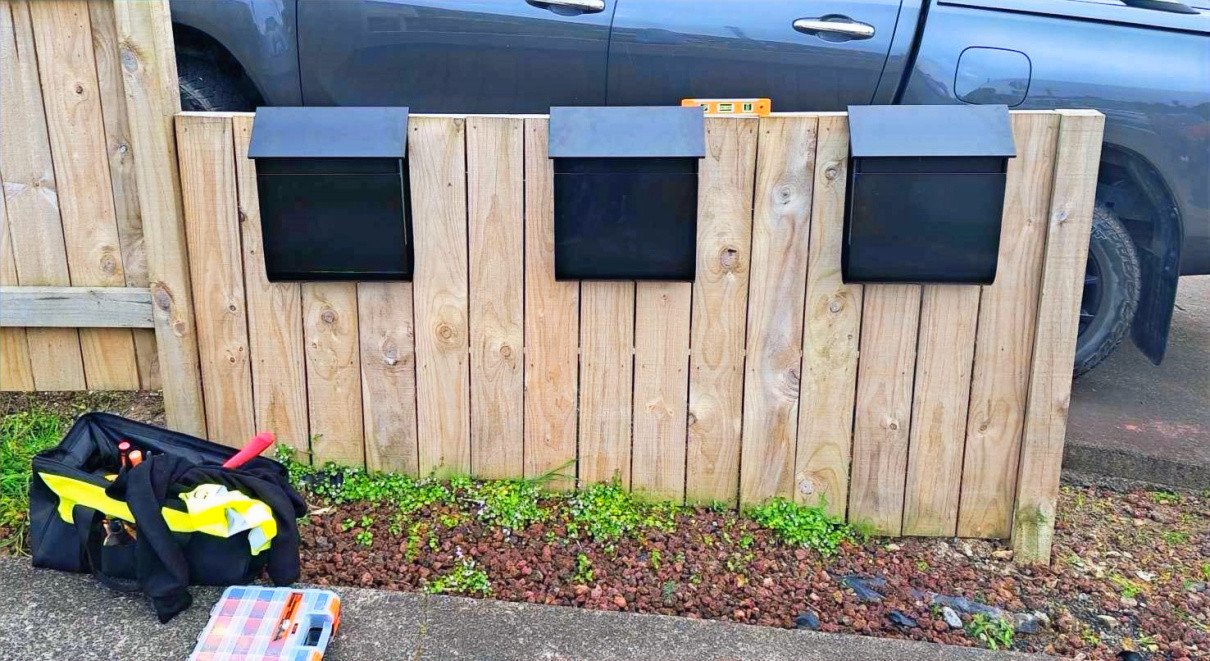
[606,1,903,110]
[299,0,616,112]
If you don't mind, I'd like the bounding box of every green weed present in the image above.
[1161,531,1188,545]
[746,497,852,555]
[1109,573,1143,598]
[566,481,678,541]
[649,548,662,571]
[662,580,678,604]
[0,409,67,553]
[965,613,1015,650]
[354,529,373,547]
[573,553,595,584]
[466,479,547,531]
[426,558,491,596]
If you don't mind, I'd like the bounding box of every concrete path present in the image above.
[0,556,1041,660]
[1066,275,1210,489]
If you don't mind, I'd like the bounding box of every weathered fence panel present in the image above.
[1,3,1100,557]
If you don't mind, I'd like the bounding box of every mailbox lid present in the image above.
[248,106,409,159]
[549,106,705,158]
[847,104,1015,159]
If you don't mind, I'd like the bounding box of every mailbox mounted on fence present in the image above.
[843,104,1015,284]
[549,106,705,281]
[248,107,412,281]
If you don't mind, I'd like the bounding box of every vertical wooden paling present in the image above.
[1,195,36,390]
[578,282,635,486]
[901,285,980,536]
[849,284,921,534]
[1013,110,1104,562]
[175,114,254,446]
[29,0,139,390]
[89,0,157,390]
[958,113,1058,538]
[739,115,817,504]
[303,282,364,466]
[358,282,419,474]
[685,117,757,504]
[795,114,861,517]
[467,116,525,479]
[522,119,579,489]
[411,116,471,476]
[231,115,310,455]
[632,282,692,500]
[114,0,206,433]
[2,0,86,391]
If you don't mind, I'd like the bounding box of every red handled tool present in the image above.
[223,432,275,469]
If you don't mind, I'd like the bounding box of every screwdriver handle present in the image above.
[223,432,275,469]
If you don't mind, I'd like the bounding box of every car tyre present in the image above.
[1073,204,1140,377]
[177,53,259,112]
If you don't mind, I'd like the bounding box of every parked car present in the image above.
[170,0,1210,375]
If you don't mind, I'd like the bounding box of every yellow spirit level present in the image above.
[681,97,771,117]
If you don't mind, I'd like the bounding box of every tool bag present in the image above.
[29,412,307,623]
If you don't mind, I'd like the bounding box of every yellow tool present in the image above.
[681,97,771,117]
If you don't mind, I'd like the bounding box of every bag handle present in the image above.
[72,505,140,593]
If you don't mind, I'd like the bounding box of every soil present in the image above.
[4,391,1207,659]
[0,391,164,426]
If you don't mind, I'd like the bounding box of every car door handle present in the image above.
[527,0,606,14]
[793,16,876,40]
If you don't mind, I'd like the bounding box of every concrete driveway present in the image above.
[1066,275,1209,488]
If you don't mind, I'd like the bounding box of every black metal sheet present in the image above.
[548,106,705,158]
[847,104,1015,158]
[248,106,409,159]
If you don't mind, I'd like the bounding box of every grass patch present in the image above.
[746,497,852,555]
[1,409,66,553]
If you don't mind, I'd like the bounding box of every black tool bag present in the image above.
[29,412,307,623]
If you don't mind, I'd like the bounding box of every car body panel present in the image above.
[297,0,615,113]
[605,0,903,110]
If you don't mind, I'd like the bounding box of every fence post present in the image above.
[113,0,205,435]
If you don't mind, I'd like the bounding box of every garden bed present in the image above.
[2,393,1207,659]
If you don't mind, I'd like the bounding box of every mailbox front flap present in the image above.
[847,104,1015,159]
[549,106,705,158]
[248,106,409,159]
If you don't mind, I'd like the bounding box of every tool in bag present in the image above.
[188,586,341,661]
[29,412,307,623]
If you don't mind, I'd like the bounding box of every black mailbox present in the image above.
[248,106,412,281]
[843,104,1016,284]
[549,106,705,281]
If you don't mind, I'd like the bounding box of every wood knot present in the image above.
[227,303,238,313]
[117,143,128,156]
[74,83,84,95]
[381,341,400,366]
[687,412,697,427]
[775,184,794,203]
[321,309,337,324]
[719,247,739,272]
[827,297,843,314]
[100,254,117,275]
[824,165,841,181]
[1055,210,1070,223]
[886,418,900,431]
[119,47,137,73]
[238,209,248,223]
[499,345,513,359]
[435,323,455,343]
[152,285,173,311]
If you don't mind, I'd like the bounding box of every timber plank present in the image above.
[175,114,254,446]
[578,282,635,487]
[88,0,157,389]
[0,196,34,390]
[467,116,525,479]
[29,0,138,390]
[901,285,980,536]
[1,0,85,391]
[632,282,692,500]
[958,113,1059,539]
[522,119,578,489]
[411,116,471,477]
[685,117,757,505]
[303,283,365,466]
[0,287,152,327]
[232,116,309,455]
[795,114,861,516]
[114,0,205,432]
[849,284,921,534]
[739,115,817,504]
[358,283,419,475]
[1014,110,1104,562]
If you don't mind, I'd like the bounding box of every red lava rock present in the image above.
[933,619,948,632]
[574,585,589,596]
[613,595,627,609]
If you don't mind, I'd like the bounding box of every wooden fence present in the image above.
[0,0,1102,561]
[169,109,1102,561]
